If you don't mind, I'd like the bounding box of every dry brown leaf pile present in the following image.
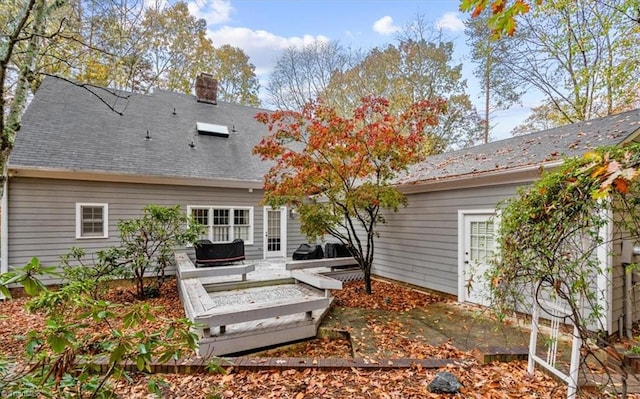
[0,296,44,358]
[3,278,625,397]
[259,337,353,358]
[114,361,568,399]
[332,279,445,311]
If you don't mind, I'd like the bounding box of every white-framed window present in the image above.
[187,206,254,244]
[75,203,108,239]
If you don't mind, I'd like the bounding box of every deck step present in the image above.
[198,311,324,355]
[196,296,331,329]
[286,257,358,270]
[176,252,254,280]
[325,268,364,282]
[292,269,343,290]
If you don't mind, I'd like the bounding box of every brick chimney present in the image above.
[195,73,217,105]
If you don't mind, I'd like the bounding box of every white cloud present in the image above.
[187,1,330,104]
[187,0,233,25]
[372,16,400,35]
[207,26,329,78]
[436,12,465,32]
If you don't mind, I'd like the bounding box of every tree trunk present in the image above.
[363,262,372,294]
[0,0,44,197]
[136,269,145,299]
[484,56,491,144]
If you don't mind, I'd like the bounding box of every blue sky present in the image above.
[186,0,539,140]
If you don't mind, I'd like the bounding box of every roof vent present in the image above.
[197,122,229,138]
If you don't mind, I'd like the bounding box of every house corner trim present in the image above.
[1,179,8,274]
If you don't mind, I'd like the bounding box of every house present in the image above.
[372,109,640,336]
[2,74,307,283]
[5,74,640,336]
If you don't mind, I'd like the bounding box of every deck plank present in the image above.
[291,269,343,289]
[285,257,357,270]
[176,252,255,280]
[196,296,331,327]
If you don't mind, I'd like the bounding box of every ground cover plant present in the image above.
[0,205,203,398]
[0,274,198,398]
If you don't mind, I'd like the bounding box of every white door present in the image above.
[459,212,496,306]
[264,207,287,258]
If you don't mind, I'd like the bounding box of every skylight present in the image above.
[197,122,229,138]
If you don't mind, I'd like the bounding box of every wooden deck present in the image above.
[175,252,254,281]
[198,302,330,356]
[175,253,341,356]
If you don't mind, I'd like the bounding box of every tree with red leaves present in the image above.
[253,97,445,294]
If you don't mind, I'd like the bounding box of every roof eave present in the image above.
[622,126,640,143]
[397,160,564,194]
[7,166,264,190]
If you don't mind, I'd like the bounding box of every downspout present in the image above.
[621,240,640,339]
[595,209,613,335]
[1,177,7,275]
[626,266,633,339]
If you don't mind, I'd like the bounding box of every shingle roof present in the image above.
[11,77,640,188]
[397,109,640,185]
[9,76,272,183]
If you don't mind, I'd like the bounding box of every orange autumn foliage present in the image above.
[253,96,445,294]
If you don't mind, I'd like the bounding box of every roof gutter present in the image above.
[623,128,640,144]
[7,166,265,190]
[397,160,564,194]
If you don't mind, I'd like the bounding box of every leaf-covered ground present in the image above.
[115,362,566,398]
[332,279,446,311]
[1,278,628,397]
[0,281,184,359]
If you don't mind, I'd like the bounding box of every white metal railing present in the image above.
[528,297,582,399]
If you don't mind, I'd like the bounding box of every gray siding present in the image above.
[373,180,635,336]
[611,214,640,335]
[286,214,308,256]
[372,183,522,295]
[610,244,626,334]
[613,135,640,332]
[7,177,305,281]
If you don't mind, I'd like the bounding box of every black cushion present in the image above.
[325,243,351,258]
[292,244,324,260]
[195,239,245,266]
